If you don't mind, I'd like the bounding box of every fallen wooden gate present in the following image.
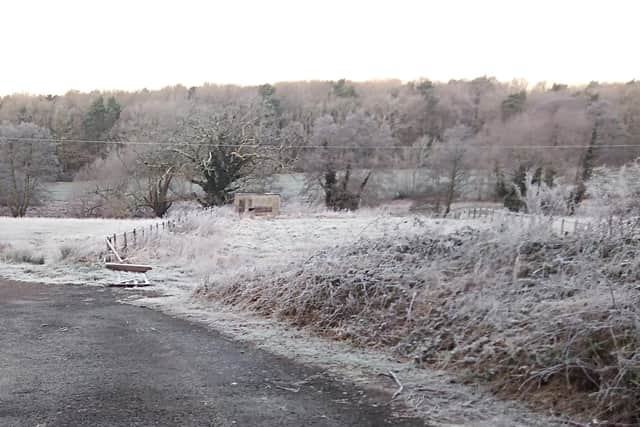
[104,236,152,287]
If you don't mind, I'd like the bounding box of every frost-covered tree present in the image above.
[430,125,473,216]
[174,104,271,207]
[0,78,639,213]
[0,123,59,216]
[521,170,572,215]
[306,111,392,210]
[586,158,640,217]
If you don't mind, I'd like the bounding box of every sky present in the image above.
[1,0,638,95]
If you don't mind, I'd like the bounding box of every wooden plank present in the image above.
[106,282,152,287]
[105,263,153,273]
[105,237,123,263]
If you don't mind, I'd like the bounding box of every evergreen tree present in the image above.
[81,96,121,161]
[501,91,526,121]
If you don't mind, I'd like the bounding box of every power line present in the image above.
[0,136,639,150]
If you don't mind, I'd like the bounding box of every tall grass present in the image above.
[195,219,640,424]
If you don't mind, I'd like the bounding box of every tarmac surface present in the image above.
[0,280,424,427]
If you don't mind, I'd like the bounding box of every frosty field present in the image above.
[0,216,157,283]
[2,207,638,425]
[0,208,441,284]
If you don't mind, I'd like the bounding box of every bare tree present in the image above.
[122,147,181,217]
[304,111,392,210]
[395,134,432,198]
[2,79,640,215]
[136,161,177,217]
[0,123,59,217]
[571,99,628,210]
[430,125,472,216]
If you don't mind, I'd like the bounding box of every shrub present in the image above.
[196,222,640,424]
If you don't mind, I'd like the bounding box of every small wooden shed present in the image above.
[234,193,281,216]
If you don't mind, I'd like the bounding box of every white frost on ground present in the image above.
[0,208,552,426]
[0,216,157,284]
[127,208,487,298]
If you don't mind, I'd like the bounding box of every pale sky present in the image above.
[1,0,638,95]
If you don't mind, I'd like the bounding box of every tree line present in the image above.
[1,77,639,217]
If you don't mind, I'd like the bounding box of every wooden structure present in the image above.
[104,236,152,286]
[105,262,152,273]
[234,193,281,216]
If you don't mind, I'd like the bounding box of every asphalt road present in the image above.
[0,281,424,427]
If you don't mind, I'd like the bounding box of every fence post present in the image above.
[133,228,137,246]
[608,216,613,236]
[123,232,127,249]
[560,219,565,236]
[106,236,110,253]
[113,233,117,249]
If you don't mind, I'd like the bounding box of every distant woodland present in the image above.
[1,78,639,216]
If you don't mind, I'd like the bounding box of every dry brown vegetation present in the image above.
[196,220,640,425]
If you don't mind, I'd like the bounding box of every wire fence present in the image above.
[101,204,637,262]
[105,219,178,258]
[103,207,221,260]
[449,207,638,238]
